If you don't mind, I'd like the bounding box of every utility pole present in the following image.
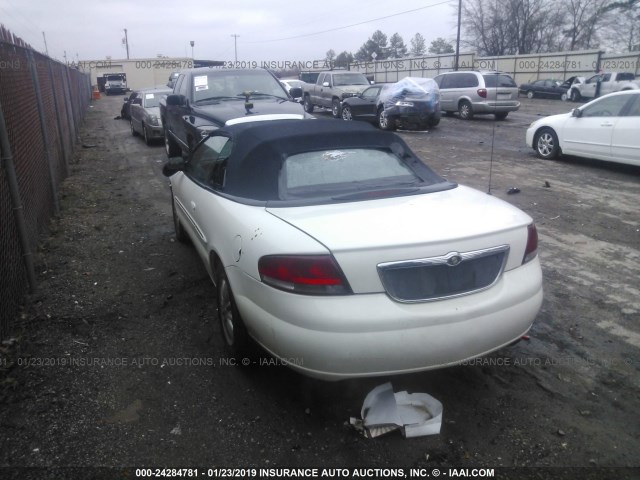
[231,34,240,63]
[454,0,461,71]
[42,31,49,57]
[63,50,67,64]
[190,40,195,59]
[124,28,130,59]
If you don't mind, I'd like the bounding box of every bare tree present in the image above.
[600,0,640,51]
[563,0,611,50]
[462,0,565,55]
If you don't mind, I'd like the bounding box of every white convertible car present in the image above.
[164,119,543,380]
[526,90,640,166]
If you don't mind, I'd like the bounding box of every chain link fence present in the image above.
[0,26,91,339]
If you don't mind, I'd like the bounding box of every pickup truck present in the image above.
[569,72,639,102]
[160,68,306,157]
[302,71,372,118]
[103,73,127,95]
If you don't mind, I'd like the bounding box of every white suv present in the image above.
[433,71,520,120]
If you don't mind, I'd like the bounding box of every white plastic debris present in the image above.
[351,382,443,438]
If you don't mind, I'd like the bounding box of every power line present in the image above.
[246,0,454,43]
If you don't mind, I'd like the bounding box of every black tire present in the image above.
[526,90,534,99]
[534,128,560,160]
[331,98,342,118]
[341,105,353,121]
[303,95,314,113]
[215,265,250,356]
[494,112,508,121]
[143,124,152,145]
[570,89,581,102]
[377,108,396,131]
[164,128,181,157]
[171,194,189,243]
[560,92,568,102]
[130,119,138,137]
[458,100,474,120]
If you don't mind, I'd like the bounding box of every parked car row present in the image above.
[107,65,638,382]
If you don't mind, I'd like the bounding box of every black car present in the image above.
[341,78,441,130]
[120,91,140,120]
[519,78,571,100]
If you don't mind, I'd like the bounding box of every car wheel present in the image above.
[130,119,137,137]
[143,124,152,146]
[535,128,560,160]
[560,92,568,101]
[458,100,474,120]
[377,108,396,131]
[216,265,249,355]
[570,89,581,102]
[527,90,534,99]
[171,194,188,243]
[331,98,342,118]
[494,112,508,121]
[303,96,314,113]
[164,128,181,157]
[341,105,353,121]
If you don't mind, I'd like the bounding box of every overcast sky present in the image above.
[0,0,458,63]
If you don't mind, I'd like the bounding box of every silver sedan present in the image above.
[130,87,172,145]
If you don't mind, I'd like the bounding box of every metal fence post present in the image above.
[27,50,60,217]
[0,99,37,293]
[47,60,69,172]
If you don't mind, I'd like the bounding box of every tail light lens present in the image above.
[477,88,487,98]
[258,255,352,295]
[523,224,538,264]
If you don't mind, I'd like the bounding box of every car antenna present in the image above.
[487,72,498,195]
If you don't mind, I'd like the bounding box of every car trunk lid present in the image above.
[266,186,532,296]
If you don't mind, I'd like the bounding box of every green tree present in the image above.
[355,30,389,61]
[428,37,455,54]
[410,33,427,56]
[388,33,408,58]
[335,51,354,68]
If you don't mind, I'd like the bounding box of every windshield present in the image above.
[333,74,370,86]
[193,70,287,102]
[106,75,124,82]
[143,92,167,108]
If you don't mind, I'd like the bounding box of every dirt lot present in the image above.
[1,93,639,479]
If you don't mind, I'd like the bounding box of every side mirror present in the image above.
[163,157,186,177]
[571,108,582,118]
[289,87,302,98]
[322,81,330,87]
[166,94,185,106]
[370,80,375,85]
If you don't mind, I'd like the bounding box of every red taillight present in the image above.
[523,224,538,264]
[258,255,351,295]
[477,88,487,98]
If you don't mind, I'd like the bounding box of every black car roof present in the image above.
[204,119,445,202]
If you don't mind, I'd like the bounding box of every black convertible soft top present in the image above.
[205,119,450,202]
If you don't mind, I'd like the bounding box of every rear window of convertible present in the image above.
[281,148,426,199]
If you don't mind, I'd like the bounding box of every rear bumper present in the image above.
[472,101,520,114]
[228,257,543,380]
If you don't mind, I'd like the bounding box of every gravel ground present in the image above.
[0,93,638,480]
